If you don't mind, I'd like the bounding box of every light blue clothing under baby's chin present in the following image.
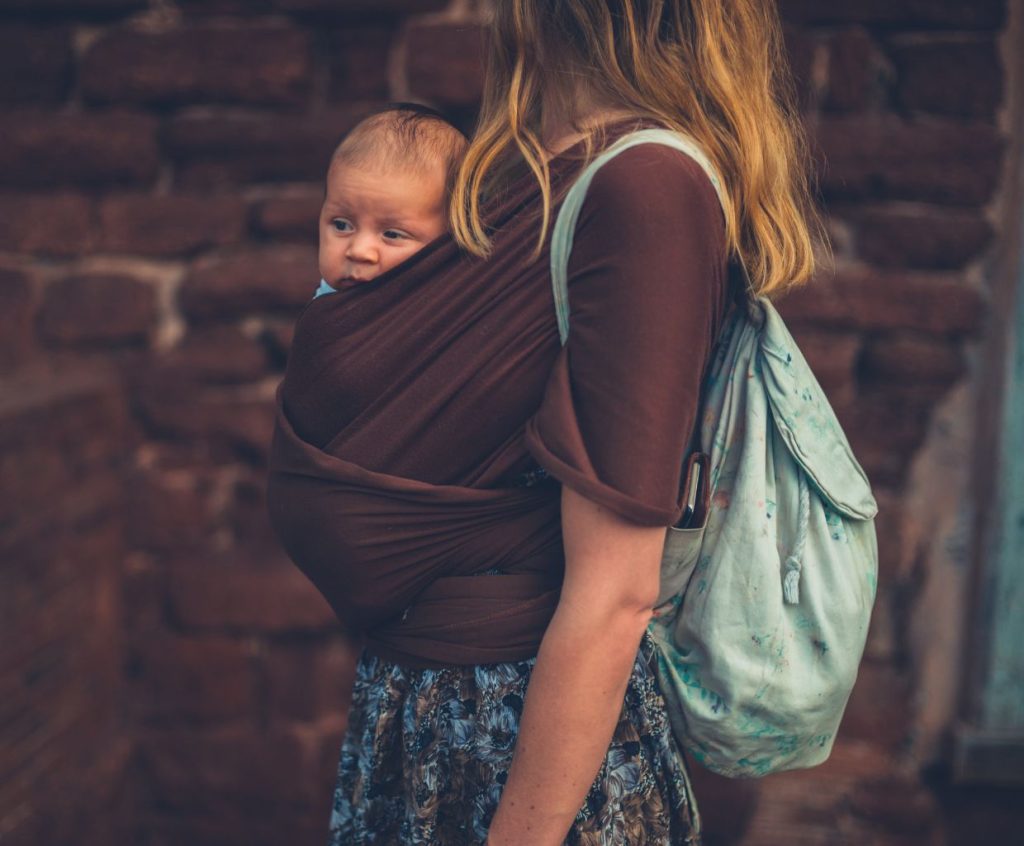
[314,278,338,299]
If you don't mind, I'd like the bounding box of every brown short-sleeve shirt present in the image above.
[525,143,732,525]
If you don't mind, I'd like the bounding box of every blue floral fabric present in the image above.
[328,629,703,845]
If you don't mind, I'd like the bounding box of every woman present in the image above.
[266,1,823,843]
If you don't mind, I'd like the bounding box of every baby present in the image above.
[315,104,468,297]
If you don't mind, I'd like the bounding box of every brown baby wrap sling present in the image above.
[268,398,565,666]
[266,163,574,668]
[266,121,734,668]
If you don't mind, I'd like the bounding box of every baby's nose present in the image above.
[346,234,379,263]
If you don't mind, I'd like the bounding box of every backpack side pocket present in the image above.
[655,452,710,612]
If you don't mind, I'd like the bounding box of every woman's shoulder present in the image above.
[569,140,728,266]
[583,140,724,223]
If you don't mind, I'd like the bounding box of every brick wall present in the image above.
[0,363,133,846]
[0,1,1020,844]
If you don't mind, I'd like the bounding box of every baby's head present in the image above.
[319,105,468,285]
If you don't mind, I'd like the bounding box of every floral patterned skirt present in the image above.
[328,628,703,845]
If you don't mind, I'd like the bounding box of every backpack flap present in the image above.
[756,298,878,522]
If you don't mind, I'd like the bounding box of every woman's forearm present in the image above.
[485,602,652,846]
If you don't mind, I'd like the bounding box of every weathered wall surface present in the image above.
[0,0,1020,844]
[0,363,133,846]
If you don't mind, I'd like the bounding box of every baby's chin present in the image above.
[322,272,379,289]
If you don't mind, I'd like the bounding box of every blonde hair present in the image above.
[450,0,828,298]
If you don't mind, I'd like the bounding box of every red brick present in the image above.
[128,814,327,846]
[158,324,269,384]
[120,559,169,652]
[0,364,132,534]
[166,553,336,633]
[732,743,918,846]
[855,207,994,269]
[845,383,948,459]
[128,635,257,724]
[263,638,358,721]
[179,0,448,14]
[0,112,159,188]
[197,394,274,463]
[0,363,132,466]
[0,193,98,256]
[38,272,157,346]
[889,37,1003,120]
[2,518,123,669]
[0,363,132,843]
[327,25,395,102]
[175,0,272,13]
[0,419,66,536]
[839,403,932,487]
[825,28,884,113]
[860,334,967,385]
[847,441,911,489]
[0,0,144,16]
[0,26,71,104]
[251,191,321,242]
[683,756,761,842]
[122,469,215,553]
[812,116,1004,205]
[99,194,247,256]
[179,247,316,320]
[133,376,276,462]
[864,493,908,610]
[3,591,117,724]
[849,774,939,834]
[860,565,895,660]
[0,267,37,370]
[782,25,820,112]
[406,22,486,107]
[788,735,898,780]
[778,0,1007,29]
[165,109,369,188]
[81,25,313,108]
[273,0,448,14]
[136,725,324,812]
[225,472,284,548]
[126,441,228,475]
[840,659,913,749]
[0,441,125,551]
[262,320,295,366]
[786,326,861,403]
[777,267,986,336]
[4,732,130,846]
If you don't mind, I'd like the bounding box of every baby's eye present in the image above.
[382,229,410,242]
[331,218,354,233]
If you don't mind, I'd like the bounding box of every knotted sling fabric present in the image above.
[266,120,737,668]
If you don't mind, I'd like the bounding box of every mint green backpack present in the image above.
[550,129,879,778]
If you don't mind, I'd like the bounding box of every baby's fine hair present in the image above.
[330,103,469,185]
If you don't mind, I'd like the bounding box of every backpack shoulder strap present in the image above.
[549,128,728,347]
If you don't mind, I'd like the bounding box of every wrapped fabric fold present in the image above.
[268,385,565,666]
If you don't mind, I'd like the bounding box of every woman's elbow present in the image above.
[557,484,666,627]
[555,577,659,639]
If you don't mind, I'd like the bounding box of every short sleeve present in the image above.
[523,144,730,526]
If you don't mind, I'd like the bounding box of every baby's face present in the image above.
[319,159,448,285]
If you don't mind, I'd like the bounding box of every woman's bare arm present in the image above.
[485,484,667,846]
